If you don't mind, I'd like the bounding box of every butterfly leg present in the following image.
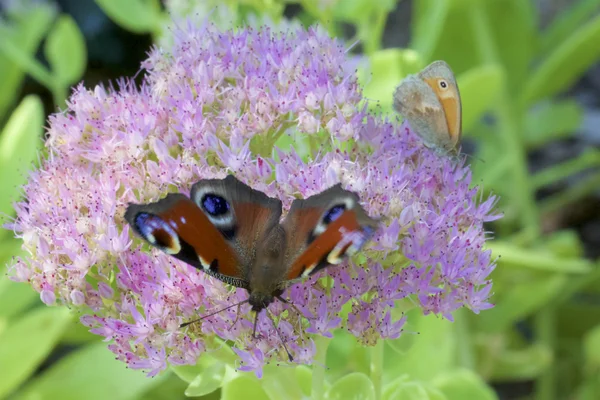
[276,295,309,341]
[228,302,243,330]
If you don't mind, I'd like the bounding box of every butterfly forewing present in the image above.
[419,60,462,146]
[125,194,248,288]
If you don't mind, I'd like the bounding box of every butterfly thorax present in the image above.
[246,225,288,311]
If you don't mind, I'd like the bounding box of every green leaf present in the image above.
[524,100,583,147]
[133,371,189,400]
[384,310,455,381]
[486,242,592,273]
[261,366,307,400]
[417,0,536,92]
[490,343,553,380]
[333,0,396,22]
[17,342,166,400]
[205,338,238,364]
[221,375,269,400]
[386,330,417,356]
[326,372,375,400]
[0,307,71,399]
[432,369,498,400]
[457,64,503,134]
[95,0,163,34]
[384,382,430,400]
[483,0,537,93]
[44,15,87,86]
[541,230,585,259]
[383,378,447,400]
[0,277,38,319]
[522,14,600,105]
[0,95,44,223]
[411,0,452,62]
[540,0,600,56]
[0,5,56,120]
[295,366,312,397]
[359,48,423,112]
[583,323,600,367]
[0,236,24,271]
[576,376,600,400]
[171,363,204,384]
[184,362,226,397]
[59,317,100,344]
[328,329,370,376]
[477,273,567,332]
[382,376,409,400]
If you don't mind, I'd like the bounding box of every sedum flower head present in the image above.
[7,22,500,377]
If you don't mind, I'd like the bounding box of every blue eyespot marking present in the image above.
[202,194,230,216]
[323,204,346,224]
[134,212,180,253]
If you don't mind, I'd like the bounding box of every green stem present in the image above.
[370,340,384,400]
[469,4,540,237]
[0,33,57,96]
[548,262,600,307]
[412,0,450,61]
[532,149,600,189]
[455,309,475,370]
[311,336,331,400]
[533,307,555,400]
[362,9,387,55]
[486,242,592,274]
[539,172,600,215]
[479,156,511,188]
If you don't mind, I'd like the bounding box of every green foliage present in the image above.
[522,14,600,105]
[327,372,376,400]
[94,0,164,36]
[45,15,87,87]
[15,342,167,400]
[0,95,44,223]
[1,0,600,399]
[0,4,56,122]
[0,307,71,398]
[0,4,87,113]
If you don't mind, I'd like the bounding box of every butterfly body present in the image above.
[125,175,377,317]
[393,60,462,157]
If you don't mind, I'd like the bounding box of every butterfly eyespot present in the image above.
[323,204,346,224]
[201,194,230,216]
[134,213,181,254]
[439,80,448,89]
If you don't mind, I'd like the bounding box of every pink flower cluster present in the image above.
[7,23,499,377]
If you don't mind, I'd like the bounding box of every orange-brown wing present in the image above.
[125,193,248,288]
[420,60,462,147]
[281,184,378,281]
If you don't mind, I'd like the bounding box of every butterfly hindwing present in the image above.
[282,185,377,281]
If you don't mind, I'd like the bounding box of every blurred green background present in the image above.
[1,0,600,399]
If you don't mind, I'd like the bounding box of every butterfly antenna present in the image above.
[266,309,294,362]
[229,302,243,330]
[180,299,249,328]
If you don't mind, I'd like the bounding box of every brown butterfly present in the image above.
[393,60,462,157]
[124,175,378,353]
